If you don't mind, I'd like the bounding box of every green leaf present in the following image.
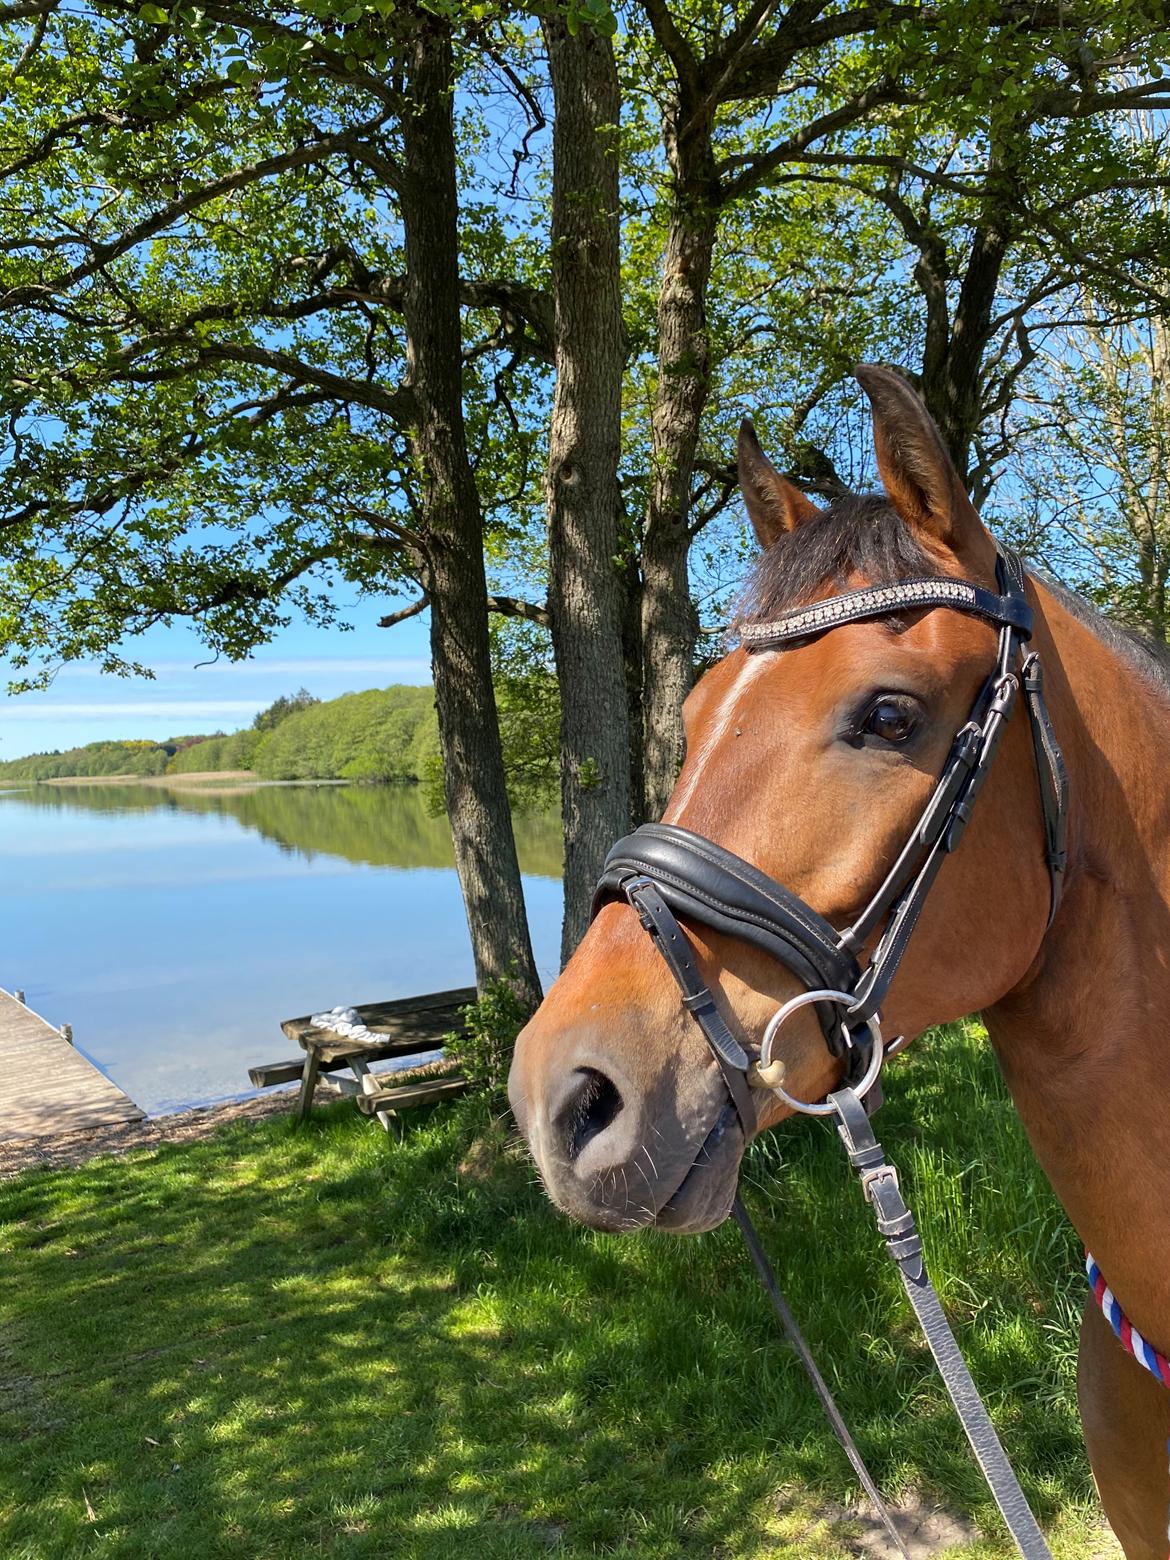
[256,42,289,70]
[138,3,170,22]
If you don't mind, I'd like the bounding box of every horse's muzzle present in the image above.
[507,1017,745,1234]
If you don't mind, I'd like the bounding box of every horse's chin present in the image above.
[652,1103,744,1235]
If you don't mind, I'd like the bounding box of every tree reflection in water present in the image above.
[1,780,563,880]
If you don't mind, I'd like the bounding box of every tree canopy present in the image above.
[2,0,1169,979]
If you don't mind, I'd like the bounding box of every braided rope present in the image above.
[1086,1254,1170,1388]
[1086,1253,1170,1555]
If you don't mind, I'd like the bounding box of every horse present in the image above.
[508,365,1170,1558]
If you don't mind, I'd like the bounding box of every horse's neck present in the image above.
[988,588,1170,1340]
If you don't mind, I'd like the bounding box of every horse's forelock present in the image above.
[734,493,933,629]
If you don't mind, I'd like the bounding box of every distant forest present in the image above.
[0,686,435,783]
[0,679,558,798]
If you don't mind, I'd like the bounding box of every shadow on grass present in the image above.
[0,1026,1097,1559]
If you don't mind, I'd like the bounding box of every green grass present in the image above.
[0,1023,1106,1558]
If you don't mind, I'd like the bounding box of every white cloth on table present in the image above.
[308,1007,446,1073]
[309,1005,376,1045]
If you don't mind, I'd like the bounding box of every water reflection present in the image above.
[1,781,563,879]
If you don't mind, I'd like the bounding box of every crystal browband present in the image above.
[740,575,1034,650]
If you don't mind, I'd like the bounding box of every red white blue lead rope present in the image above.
[1086,1252,1170,1552]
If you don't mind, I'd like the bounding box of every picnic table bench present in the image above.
[249,986,475,1128]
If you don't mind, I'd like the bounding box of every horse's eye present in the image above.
[862,696,918,745]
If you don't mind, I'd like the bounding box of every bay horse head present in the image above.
[509,365,1058,1234]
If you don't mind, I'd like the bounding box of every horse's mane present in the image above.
[1037,574,1170,703]
[734,491,1170,703]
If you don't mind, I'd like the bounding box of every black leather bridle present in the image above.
[592,546,1068,1133]
[588,547,1070,1558]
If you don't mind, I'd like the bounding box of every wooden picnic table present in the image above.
[249,986,475,1127]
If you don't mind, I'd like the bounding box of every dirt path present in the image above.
[0,1090,297,1179]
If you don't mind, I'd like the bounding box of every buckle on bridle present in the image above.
[620,874,657,931]
[859,1162,900,1203]
[987,670,1019,722]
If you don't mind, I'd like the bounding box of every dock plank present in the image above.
[0,988,144,1140]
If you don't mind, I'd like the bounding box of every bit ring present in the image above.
[756,988,884,1116]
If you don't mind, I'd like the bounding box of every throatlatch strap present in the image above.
[1021,654,1069,925]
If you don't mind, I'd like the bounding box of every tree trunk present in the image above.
[398,14,540,1011]
[641,102,718,818]
[1153,559,1167,643]
[621,549,646,827]
[920,214,1010,482]
[541,15,630,965]
[918,137,1019,489]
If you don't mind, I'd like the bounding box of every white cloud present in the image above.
[36,655,432,681]
[201,656,430,677]
[0,652,434,758]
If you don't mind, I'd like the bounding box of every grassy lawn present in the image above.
[0,1024,1107,1558]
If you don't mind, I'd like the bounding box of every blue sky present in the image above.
[1,598,433,760]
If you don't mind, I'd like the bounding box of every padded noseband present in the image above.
[594,824,859,1049]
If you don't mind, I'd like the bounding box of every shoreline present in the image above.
[0,1089,298,1179]
[37,771,352,789]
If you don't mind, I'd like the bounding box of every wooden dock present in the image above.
[0,987,144,1140]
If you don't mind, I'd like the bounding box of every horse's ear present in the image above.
[854,364,996,573]
[738,419,822,549]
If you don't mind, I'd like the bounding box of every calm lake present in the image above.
[0,781,562,1115]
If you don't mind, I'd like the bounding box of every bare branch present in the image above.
[1037,80,1170,119]
[720,80,918,202]
[0,1,58,20]
[347,506,427,561]
[700,0,782,117]
[721,3,927,102]
[485,595,551,628]
[347,137,405,194]
[377,593,429,629]
[12,8,47,73]
[1,118,391,310]
[635,0,701,96]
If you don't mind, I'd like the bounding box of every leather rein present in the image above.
[590,548,1069,1559]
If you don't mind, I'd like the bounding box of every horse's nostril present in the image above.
[557,1067,624,1163]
